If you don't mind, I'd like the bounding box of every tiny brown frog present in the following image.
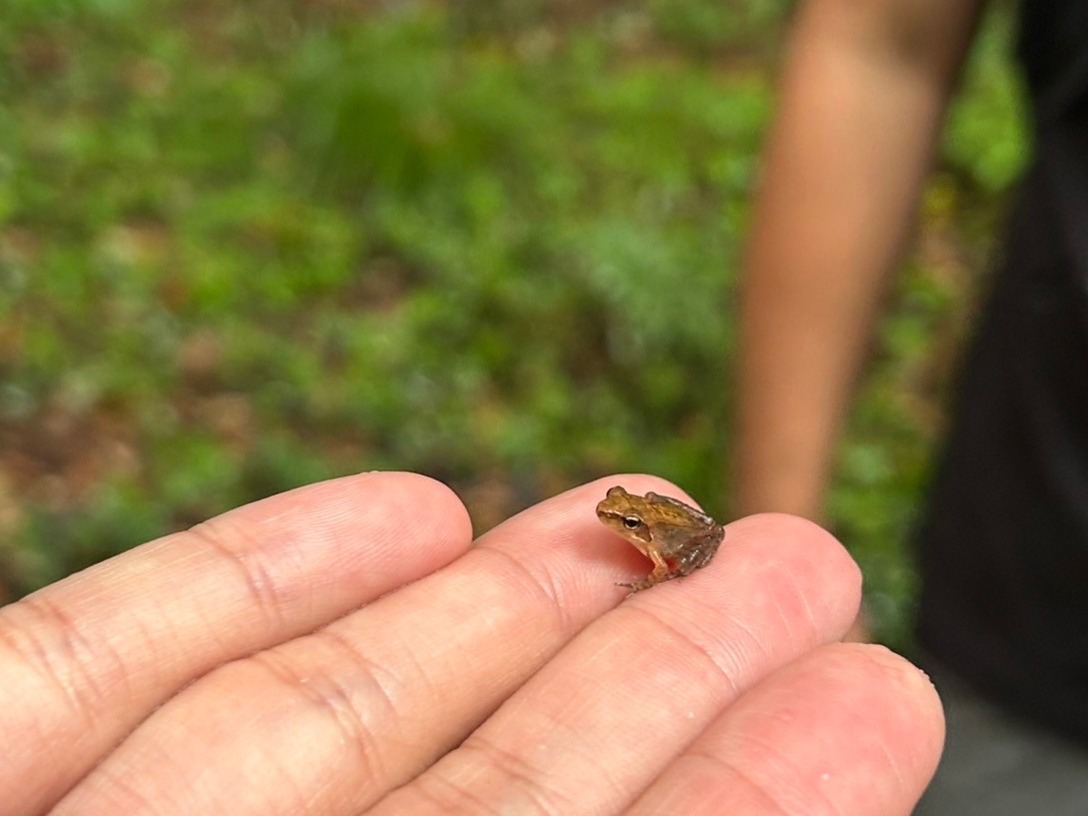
[595,485,725,592]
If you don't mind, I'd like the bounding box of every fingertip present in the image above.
[775,642,946,800]
[369,471,474,546]
[186,470,476,614]
[727,512,863,634]
[226,470,474,553]
[730,512,861,582]
[836,642,946,771]
[631,642,946,816]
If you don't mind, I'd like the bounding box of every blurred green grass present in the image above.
[0,0,1025,643]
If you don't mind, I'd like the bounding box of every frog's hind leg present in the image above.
[674,537,721,577]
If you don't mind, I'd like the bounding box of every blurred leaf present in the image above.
[1,1,1023,647]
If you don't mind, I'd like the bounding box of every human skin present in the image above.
[0,472,942,815]
[734,0,987,523]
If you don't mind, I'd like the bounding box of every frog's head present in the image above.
[595,486,655,547]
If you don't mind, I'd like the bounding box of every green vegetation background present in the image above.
[0,0,1025,644]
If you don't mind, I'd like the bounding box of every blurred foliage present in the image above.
[0,0,1024,643]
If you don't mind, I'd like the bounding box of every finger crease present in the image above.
[2,594,122,731]
[775,564,822,646]
[408,767,506,816]
[709,753,797,816]
[478,546,571,636]
[622,605,743,699]
[455,732,574,816]
[253,636,398,788]
[735,728,842,816]
[187,521,287,634]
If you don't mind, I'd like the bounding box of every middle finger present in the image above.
[373,512,861,814]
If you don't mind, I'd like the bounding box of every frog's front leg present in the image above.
[617,549,671,593]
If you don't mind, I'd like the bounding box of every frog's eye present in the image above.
[623,516,642,529]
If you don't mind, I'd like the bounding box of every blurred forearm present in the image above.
[733,0,985,519]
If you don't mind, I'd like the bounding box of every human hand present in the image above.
[0,472,942,815]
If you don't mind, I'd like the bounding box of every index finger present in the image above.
[0,471,471,816]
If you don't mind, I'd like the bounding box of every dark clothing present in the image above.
[914,4,1088,744]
